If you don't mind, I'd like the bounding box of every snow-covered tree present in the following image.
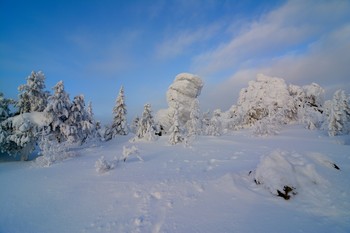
[168,104,183,145]
[206,109,222,136]
[0,112,48,160]
[0,92,14,122]
[324,90,350,136]
[186,99,201,137]
[111,86,128,137]
[86,101,98,138]
[64,95,94,144]
[136,103,157,141]
[298,83,325,129]
[16,71,50,114]
[130,115,140,134]
[44,81,71,143]
[201,110,211,135]
[235,74,294,127]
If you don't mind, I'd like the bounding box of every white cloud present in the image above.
[192,0,350,76]
[155,22,222,59]
[197,0,350,111]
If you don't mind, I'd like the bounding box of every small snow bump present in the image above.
[151,192,162,200]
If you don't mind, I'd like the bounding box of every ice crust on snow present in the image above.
[157,73,203,130]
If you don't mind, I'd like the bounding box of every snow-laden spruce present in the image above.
[157,73,203,132]
[323,90,350,136]
[185,99,201,144]
[0,92,14,122]
[168,104,184,145]
[0,112,51,160]
[111,86,128,137]
[134,103,157,141]
[66,95,95,144]
[44,81,72,143]
[16,71,50,114]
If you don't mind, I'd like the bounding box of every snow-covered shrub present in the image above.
[111,86,128,137]
[157,73,203,132]
[121,145,142,162]
[253,117,280,136]
[35,135,75,167]
[16,71,50,114]
[323,90,350,136]
[95,156,116,173]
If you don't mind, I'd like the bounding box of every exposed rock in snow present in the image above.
[157,73,203,131]
[252,150,339,200]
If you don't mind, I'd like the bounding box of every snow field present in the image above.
[0,125,350,233]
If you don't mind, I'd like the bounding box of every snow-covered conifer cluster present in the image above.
[1,71,349,161]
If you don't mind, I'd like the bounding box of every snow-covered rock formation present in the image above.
[157,73,203,132]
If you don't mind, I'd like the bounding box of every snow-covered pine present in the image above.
[168,104,184,145]
[136,103,157,141]
[16,71,50,114]
[111,86,128,137]
[44,80,72,143]
[206,109,222,136]
[325,90,350,136]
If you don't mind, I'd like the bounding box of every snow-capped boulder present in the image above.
[157,73,203,131]
[252,150,339,200]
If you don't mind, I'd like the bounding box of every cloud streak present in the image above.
[193,0,350,76]
[197,0,350,112]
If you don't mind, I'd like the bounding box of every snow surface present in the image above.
[1,125,350,233]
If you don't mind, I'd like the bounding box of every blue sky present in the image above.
[1,0,350,123]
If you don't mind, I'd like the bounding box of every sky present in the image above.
[1,0,350,123]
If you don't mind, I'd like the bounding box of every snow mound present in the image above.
[10,111,52,129]
[157,73,203,130]
[253,150,339,200]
